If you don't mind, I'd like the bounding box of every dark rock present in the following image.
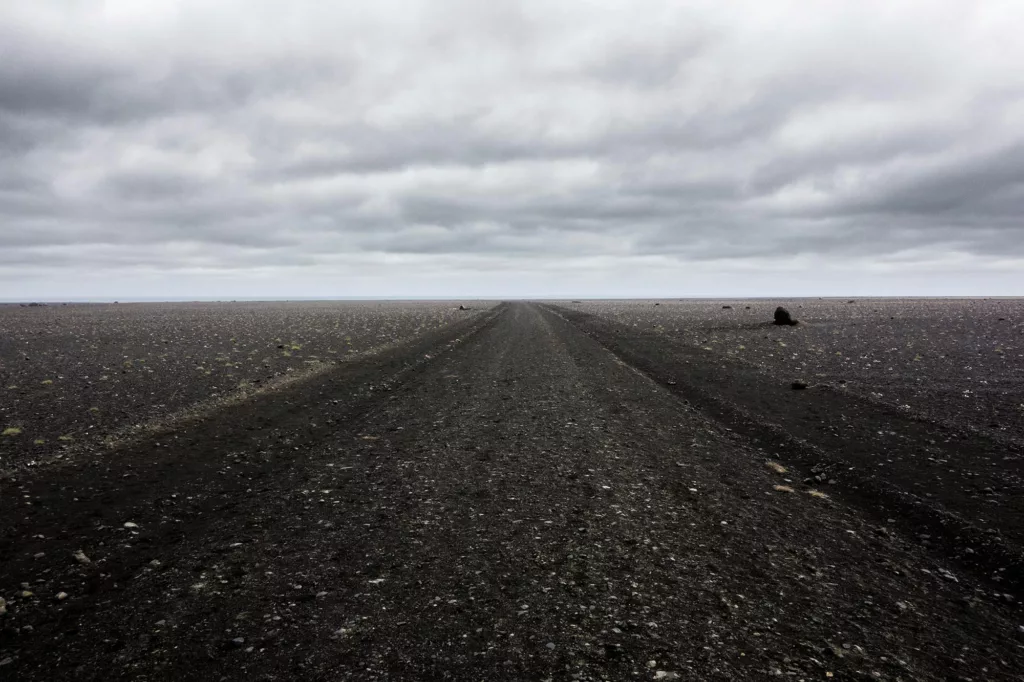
[722,305,732,309]
[773,307,797,326]
[791,381,808,390]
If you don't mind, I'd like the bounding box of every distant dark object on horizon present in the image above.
[722,305,732,309]
[791,380,809,390]
[459,305,470,311]
[773,306,797,326]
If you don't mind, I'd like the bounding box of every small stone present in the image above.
[20,591,33,598]
[149,559,162,568]
[73,550,91,565]
[56,592,69,601]
[0,598,6,615]
[123,522,139,529]
[0,657,11,667]
[316,591,328,598]
[230,637,245,647]
[655,672,680,680]
[791,381,808,390]
[155,620,167,627]
[546,642,556,650]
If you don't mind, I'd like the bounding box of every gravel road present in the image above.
[1,303,1021,681]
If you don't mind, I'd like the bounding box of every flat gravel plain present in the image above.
[559,298,1024,442]
[0,301,1022,681]
[0,301,488,467]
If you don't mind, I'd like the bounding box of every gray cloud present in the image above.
[1,0,1023,298]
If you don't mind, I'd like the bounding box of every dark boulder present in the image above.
[773,306,797,326]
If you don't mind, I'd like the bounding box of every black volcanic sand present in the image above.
[1,302,1022,681]
[0,301,488,467]
[558,298,1024,442]
[549,300,1024,591]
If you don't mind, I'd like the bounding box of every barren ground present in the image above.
[0,301,487,467]
[1,301,1022,681]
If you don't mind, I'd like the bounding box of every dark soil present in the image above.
[547,302,1024,592]
[0,301,486,467]
[1,302,1022,680]
[558,298,1024,443]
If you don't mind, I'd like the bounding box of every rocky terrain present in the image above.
[557,298,1024,442]
[0,301,488,467]
[0,300,1022,681]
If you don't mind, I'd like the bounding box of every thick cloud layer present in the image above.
[2,1,1022,298]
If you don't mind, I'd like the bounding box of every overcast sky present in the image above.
[2,1,1022,300]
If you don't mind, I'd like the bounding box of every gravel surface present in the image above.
[0,301,489,467]
[557,299,1024,442]
[0,302,1021,681]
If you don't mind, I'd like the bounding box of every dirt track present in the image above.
[1,303,1022,681]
